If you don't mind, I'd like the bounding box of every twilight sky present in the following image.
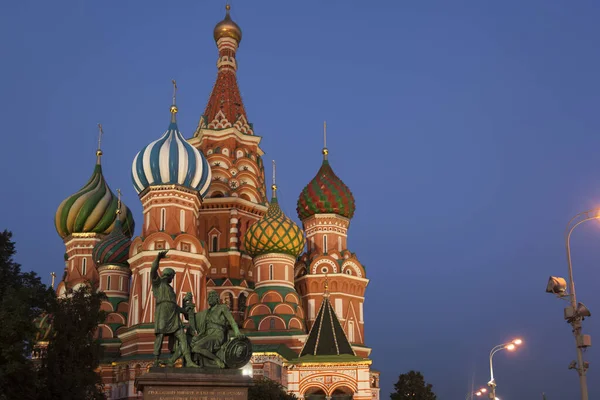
[1,1,600,398]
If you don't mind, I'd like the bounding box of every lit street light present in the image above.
[546,208,596,400]
[488,338,523,399]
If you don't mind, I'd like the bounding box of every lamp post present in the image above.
[488,339,522,399]
[546,209,595,400]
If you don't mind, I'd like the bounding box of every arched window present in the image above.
[82,258,87,276]
[269,264,274,280]
[180,209,185,232]
[323,235,328,253]
[238,293,247,313]
[338,236,342,252]
[107,276,111,290]
[160,208,166,231]
[236,150,244,159]
[269,318,276,330]
[211,235,218,252]
[348,321,355,342]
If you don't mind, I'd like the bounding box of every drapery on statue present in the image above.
[151,250,198,367]
[182,290,252,369]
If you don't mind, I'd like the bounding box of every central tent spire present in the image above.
[198,4,252,135]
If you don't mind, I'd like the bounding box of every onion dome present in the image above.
[131,91,211,196]
[214,5,242,43]
[55,143,135,239]
[33,313,54,342]
[92,216,131,266]
[297,146,355,220]
[244,185,305,258]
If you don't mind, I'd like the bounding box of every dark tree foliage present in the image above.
[248,377,297,400]
[390,370,437,400]
[0,230,54,400]
[37,284,108,400]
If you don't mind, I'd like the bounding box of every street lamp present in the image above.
[488,338,523,399]
[545,208,596,400]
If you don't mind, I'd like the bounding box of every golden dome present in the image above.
[214,5,242,43]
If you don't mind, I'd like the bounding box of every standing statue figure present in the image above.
[189,291,249,368]
[151,250,198,367]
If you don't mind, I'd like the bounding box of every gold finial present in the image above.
[226,3,231,12]
[50,272,56,290]
[116,189,122,215]
[170,79,178,120]
[322,121,329,160]
[96,123,104,164]
[271,159,277,195]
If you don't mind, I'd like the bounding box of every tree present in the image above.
[390,370,437,400]
[0,230,54,400]
[37,284,107,400]
[248,377,297,400]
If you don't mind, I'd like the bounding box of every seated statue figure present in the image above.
[181,290,252,369]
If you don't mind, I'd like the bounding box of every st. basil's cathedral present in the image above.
[49,6,380,400]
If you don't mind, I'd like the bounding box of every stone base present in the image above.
[135,367,252,400]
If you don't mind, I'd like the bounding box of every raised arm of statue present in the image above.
[151,250,169,284]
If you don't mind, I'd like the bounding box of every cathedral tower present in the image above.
[242,163,306,337]
[188,5,268,320]
[54,126,135,296]
[295,124,370,358]
[92,195,133,358]
[122,87,212,358]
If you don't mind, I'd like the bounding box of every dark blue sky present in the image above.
[2,1,600,398]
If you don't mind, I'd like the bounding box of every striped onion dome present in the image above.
[131,109,211,196]
[92,217,131,266]
[297,152,355,220]
[55,158,135,239]
[244,190,305,258]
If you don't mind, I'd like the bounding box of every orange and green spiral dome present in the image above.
[297,157,355,220]
[55,158,135,239]
[33,313,54,342]
[244,191,305,258]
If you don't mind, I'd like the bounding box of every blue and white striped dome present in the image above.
[131,118,211,196]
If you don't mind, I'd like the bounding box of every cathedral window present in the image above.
[222,148,229,156]
[236,150,244,159]
[211,235,218,252]
[308,299,315,319]
[269,318,276,330]
[82,258,87,276]
[107,276,111,290]
[160,208,166,231]
[269,264,273,280]
[120,276,124,291]
[180,209,185,232]
[338,236,342,252]
[323,235,328,253]
[348,321,355,342]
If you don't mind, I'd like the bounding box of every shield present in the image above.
[219,336,253,369]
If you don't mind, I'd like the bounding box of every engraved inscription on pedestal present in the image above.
[145,386,246,400]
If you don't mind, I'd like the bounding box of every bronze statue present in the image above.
[151,250,198,367]
[188,290,249,368]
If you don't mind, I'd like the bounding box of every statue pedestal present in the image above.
[135,367,252,400]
